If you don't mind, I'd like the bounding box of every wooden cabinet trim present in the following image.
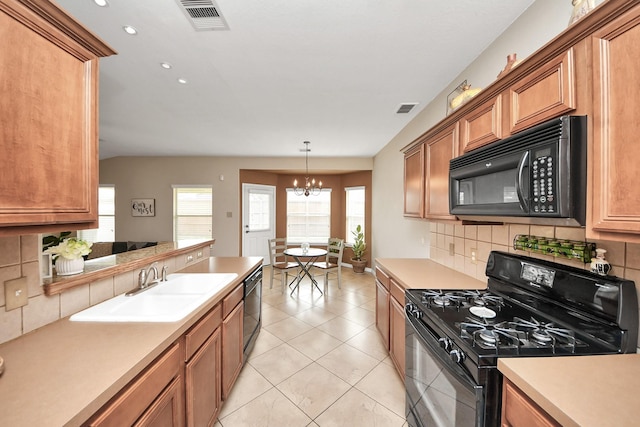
[185,328,221,427]
[375,280,390,351]
[133,376,184,427]
[185,304,222,361]
[509,49,576,134]
[389,278,405,305]
[375,267,390,290]
[222,301,244,400]
[403,145,424,217]
[87,342,182,427]
[222,284,243,318]
[501,379,560,427]
[389,296,406,378]
[461,95,503,152]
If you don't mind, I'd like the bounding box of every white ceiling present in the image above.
[55,0,534,160]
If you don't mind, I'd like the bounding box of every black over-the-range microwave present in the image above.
[449,115,587,226]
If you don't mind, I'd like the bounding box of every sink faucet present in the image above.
[138,262,159,288]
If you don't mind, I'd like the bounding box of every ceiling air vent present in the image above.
[176,0,229,31]
[396,103,418,114]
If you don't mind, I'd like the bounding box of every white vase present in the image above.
[55,257,85,276]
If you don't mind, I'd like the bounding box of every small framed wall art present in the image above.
[131,198,155,217]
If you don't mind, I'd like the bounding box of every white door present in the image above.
[242,184,275,261]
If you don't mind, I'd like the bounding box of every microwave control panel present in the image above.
[531,147,556,214]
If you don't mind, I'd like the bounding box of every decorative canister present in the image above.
[590,248,611,276]
[55,257,85,276]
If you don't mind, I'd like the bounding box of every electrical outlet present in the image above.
[449,242,455,256]
[471,249,477,264]
[5,277,28,311]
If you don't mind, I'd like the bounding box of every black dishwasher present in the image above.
[242,266,262,360]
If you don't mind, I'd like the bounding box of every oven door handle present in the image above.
[405,307,482,392]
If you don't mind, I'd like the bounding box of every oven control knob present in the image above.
[407,304,422,319]
[438,337,452,351]
[449,349,465,363]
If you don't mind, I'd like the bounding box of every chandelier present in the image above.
[293,141,322,197]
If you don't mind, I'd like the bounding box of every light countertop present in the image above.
[375,258,487,290]
[499,354,640,427]
[0,256,262,427]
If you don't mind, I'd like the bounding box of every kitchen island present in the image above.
[0,256,262,427]
[499,354,640,427]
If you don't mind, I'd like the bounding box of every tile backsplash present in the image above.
[0,235,182,345]
[428,221,640,352]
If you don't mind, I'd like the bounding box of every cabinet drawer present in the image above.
[185,304,222,361]
[501,379,560,427]
[88,342,182,427]
[375,267,390,290]
[390,278,405,305]
[223,284,243,318]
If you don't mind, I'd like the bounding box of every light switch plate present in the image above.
[5,277,28,311]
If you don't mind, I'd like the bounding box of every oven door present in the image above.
[405,308,485,427]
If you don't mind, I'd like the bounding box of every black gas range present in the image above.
[405,251,638,427]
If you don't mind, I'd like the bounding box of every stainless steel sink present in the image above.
[69,273,238,322]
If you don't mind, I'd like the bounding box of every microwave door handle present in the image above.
[516,151,530,212]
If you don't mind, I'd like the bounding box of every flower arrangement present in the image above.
[44,237,93,260]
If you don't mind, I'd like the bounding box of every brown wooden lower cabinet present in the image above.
[375,279,390,350]
[501,379,560,427]
[222,299,244,399]
[86,343,184,427]
[389,295,406,378]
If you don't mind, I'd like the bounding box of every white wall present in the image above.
[371,0,591,261]
[100,156,373,256]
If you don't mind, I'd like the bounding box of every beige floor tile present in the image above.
[316,343,379,385]
[249,343,312,385]
[264,316,315,341]
[315,388,406,427]
[320,298,358,315]
[316,316,367,342]
[359,298,376,311]
[219,387,312,427]
[261,305,291,326]
[287,328,343,360]
[219,364,273,418]
[247,329,284,360]
[271,298,313,316]
[336,291,375,306]
[340,306,375,327]
[295,306,339,327]
[346,328,389,361]
[355,362,405,417]
[277,363,350,419]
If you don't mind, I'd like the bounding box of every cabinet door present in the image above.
[501,379,560,427]
[588,6,640,241]
[424,123,458,220]
[186,328,221,427]
[460,95,503,153]
[508,49,575,134]
[375,280,390,350]
[404,145,424,217]
[134,377,184,427]
[389,296,406,378]
[222,301,244,399]
[0,1,115,235]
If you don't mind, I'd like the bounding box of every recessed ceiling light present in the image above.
[93,0,109,6]
[177,78,188,84]
[160,62,172,69]
[122,25,138,35]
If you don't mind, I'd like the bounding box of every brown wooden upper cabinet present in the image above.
[0,0,116,236]
[508,49,576,134]
[424,123,458,220]
[588,4,640,242]
[460,95,503,153]
[403,145,424,217]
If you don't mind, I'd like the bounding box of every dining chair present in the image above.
[267,238,299,293]
[312,237,344,289]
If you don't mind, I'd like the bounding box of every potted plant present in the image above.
[350,224,367,273]
[44,237,93,276]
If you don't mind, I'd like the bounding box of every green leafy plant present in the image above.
[351,224,366,260]
[42,231,72,252]
[44,237,92,260]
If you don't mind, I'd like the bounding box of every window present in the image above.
[173,186,213,241]
[78,186,115,242]
[286,188,331,244]
[345,186,365,245]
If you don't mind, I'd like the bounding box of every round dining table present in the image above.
[283,247,327,295]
